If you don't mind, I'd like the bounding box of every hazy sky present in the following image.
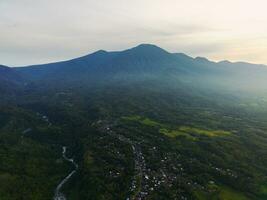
[1,0,267,66]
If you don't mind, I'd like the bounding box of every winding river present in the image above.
[54,147,78,200]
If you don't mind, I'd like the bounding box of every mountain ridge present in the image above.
[1,44,267,92]
[9,44,266,69]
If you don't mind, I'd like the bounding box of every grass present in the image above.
[194,191,209,200]
[121,115,143,121]
[259,183,267,199]
[121,115,162,127]
[218,186,249,200]
[194,185,249,200]
[179,126,231,137]
[122,116,231,140]
[141,118,161,126]
[159,128,196,140]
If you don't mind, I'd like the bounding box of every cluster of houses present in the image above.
[98,121,237,200]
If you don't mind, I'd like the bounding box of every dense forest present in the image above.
[0,44,267,200]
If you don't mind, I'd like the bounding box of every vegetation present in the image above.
[1,83,267,199]
[0,45,267,199]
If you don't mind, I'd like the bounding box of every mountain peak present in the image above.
[133,43,168,51]
[218,60,232,65]
[83,49,108,58]
[195,56,210,62]
[136,43,161,48]
[123,44,170,58]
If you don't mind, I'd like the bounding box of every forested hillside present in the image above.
[0,45,267,200]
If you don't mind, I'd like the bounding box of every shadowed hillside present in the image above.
[1,44,267,200]
[13,44,267,94]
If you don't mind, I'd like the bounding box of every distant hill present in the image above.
[0,65,25,94]
[1,45,267,200]
[9,44,267,92]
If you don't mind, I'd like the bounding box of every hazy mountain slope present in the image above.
[15,44,186,81]
[13,44,267,92]
[0,65,23,83]
[0,65,25,94]
[1,45,267,200]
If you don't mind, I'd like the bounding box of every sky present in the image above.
[1,0,267,66]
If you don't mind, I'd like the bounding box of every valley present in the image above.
[54,146,78,200]
[0,44,267,200]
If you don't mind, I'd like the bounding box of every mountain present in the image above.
[15,44,186,81]
[0,65,23,83]
[1,44,267,200]
[12,44,267,92]
[0,65,25,94]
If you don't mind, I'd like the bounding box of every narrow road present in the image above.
[53,147,78,200]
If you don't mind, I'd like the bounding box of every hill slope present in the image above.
[0,65,25,94]
[1,44,267,200]
[14,44,267,93]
